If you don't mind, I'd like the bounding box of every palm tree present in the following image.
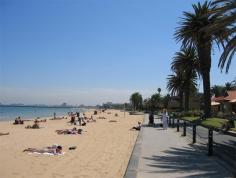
[171,46,200,111]
[157,88,162,95]
[209,0,236,73]
[130,92,143,111]
[175,1,228,117]
[167,72,185,110]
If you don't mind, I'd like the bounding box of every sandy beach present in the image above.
[0,109,144,178]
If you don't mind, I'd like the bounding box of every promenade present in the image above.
[125,115,234,178]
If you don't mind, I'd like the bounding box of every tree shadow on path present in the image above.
[143,144,234,178]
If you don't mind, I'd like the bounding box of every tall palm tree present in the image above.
[171,46,200,110]
[175,1,228,117]
[209,0,236,73]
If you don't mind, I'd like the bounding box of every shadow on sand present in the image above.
[142,144,234,178]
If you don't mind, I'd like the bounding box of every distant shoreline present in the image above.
[0,106,89,121]
[0,105,94,109]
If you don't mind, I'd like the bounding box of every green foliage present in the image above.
[181,116,200,122]
[174,1,228,117]
[216,111,225,118]
[211,0,236,73]
[201,118,227,129]
[168,46,200,111]
[130,92,143,111]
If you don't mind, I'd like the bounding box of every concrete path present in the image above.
[125,115,234,178]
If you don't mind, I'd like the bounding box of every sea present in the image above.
[0,106,87,121]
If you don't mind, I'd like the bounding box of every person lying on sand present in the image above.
[25,123,40,129]
[81,121,86,126]
[56,128,85,135]
[0,132,10,136]
[34,119,46,123]
[130,122,142,131]
[98,116,107,119]
[87,115,96,122]
[23,145,63,155]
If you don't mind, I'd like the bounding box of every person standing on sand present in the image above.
[76,112,81,126]
[161,109,169,130]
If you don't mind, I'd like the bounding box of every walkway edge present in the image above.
[123,128,143,178]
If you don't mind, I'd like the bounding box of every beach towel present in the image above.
[28,152,65,156]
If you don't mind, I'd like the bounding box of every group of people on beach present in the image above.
[13,117,24,125]
[22,110,104,155]
[69,112,96,126]
[5,109,142,156]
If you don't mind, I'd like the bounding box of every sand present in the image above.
[0,109,144,178]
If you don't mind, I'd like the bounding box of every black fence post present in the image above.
[183,121,186,136]
[208,129,213,156]
[193,124,196,144]
[177,119,179,132]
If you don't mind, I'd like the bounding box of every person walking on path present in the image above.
[161,109,169,130]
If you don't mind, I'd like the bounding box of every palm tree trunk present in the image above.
[198,45,212,118]
[184,87,190,111]
[179,92,184,111]
[202,70,211,117]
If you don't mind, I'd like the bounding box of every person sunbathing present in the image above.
[81,121,86,126]
[34,119,46,123]
[130,122,142,131]
[25,123,40,129]
[56,128,85,135]
[23,145,62,155]
[98,116,106,119]
[0,132,10,136]
[87,115,96,122]
[56,127,78,135]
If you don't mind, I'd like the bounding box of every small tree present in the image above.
[162,94,171,108]
[150,93,162,111]
[130,92,143,111]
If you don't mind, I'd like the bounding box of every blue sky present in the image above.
[0,0,235,105]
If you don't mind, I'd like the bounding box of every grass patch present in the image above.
[230,128,236,132]
[201,118,227,129]
[181,116,200,122]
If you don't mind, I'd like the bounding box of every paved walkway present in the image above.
[125,115,234,178]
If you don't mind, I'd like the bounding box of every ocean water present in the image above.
[0,106,87,121]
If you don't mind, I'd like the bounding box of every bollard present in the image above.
[177,119,179,132]
[193,124,196,144]
[183,121,186,136]
[208,129,213,156]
